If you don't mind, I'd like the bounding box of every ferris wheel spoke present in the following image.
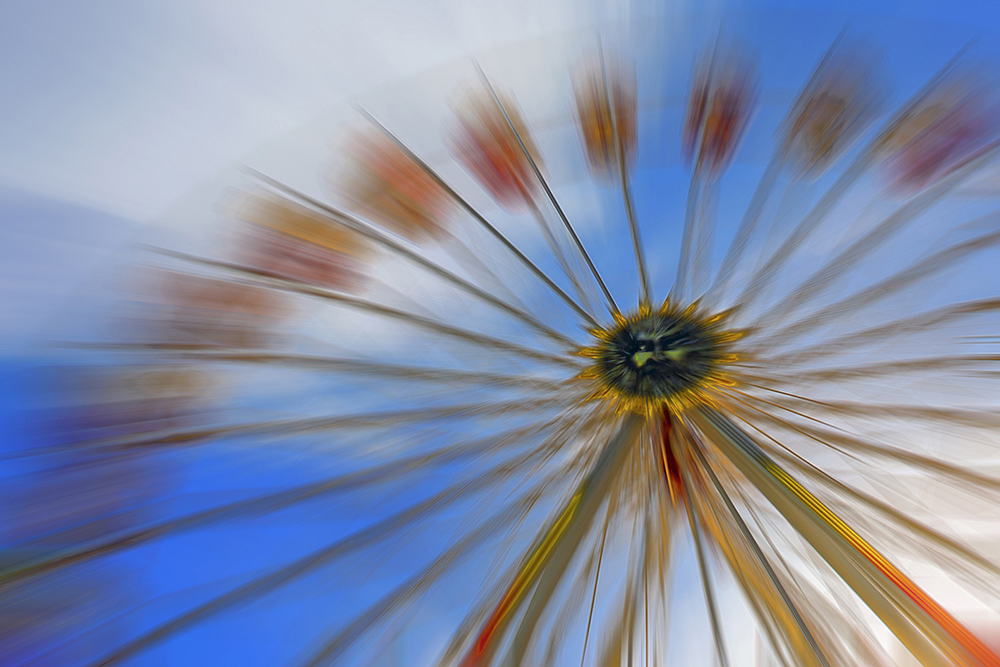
[692,407,1000,667]
[748,171,1000,340]
[357,107,602,328]
[244,170,581,348]
[144,248,586,370]
[475,61,620,317]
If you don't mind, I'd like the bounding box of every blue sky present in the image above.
[4,0,1000,343]
[5,1,1000,665]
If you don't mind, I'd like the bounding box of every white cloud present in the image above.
[0,0,661,222]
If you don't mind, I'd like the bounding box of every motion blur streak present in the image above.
[6,3,1000,667]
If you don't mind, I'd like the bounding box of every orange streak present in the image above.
[762,457,1000,666]
[661,408,684,504]
[461,490,584,666]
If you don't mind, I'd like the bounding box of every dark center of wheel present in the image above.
[595,311,721,404]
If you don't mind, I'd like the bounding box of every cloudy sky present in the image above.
[4,0,998,218]
[0,0,650,341]
[4,0,1000,344]
[5,1,1000,665]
